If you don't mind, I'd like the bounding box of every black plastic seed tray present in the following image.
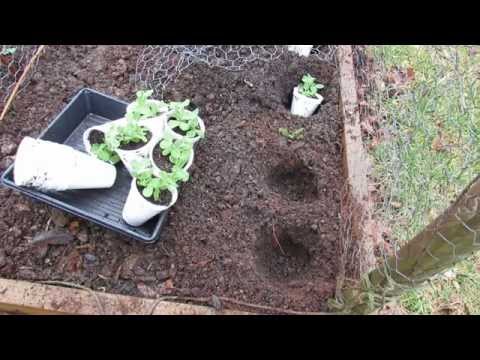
[1,88,168,243]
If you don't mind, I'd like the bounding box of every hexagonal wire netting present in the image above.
[0,45,42,115]
[134,45,337,99]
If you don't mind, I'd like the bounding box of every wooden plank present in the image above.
[0,279,249,315]
[337,45,377,278]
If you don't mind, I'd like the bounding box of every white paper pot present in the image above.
[290,86,324,117]
[122,179,178,227]
[83,115,168,176]
[150,140,195,177]
[14,137,117,191]
[288,45,314,57]
[164,115,205,144]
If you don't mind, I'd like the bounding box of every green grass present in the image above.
[365,46,480,314]
[401,255,480,315]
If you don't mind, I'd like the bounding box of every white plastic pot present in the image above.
[150,140,195,177]
[288,45,314,57]
[83,115,168,177]
[122,179,178,227]
[14,137,116,191]
[290,86,324,117]
[164,114,205,144]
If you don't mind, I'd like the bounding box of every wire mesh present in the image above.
[135,45,337,99]
[344,45,480,312]
[0,45,41,114]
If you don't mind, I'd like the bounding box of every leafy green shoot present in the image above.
[132,159,177,202]
[167,99,204,139]
[105,119,149,150]
[279,127,305,140]
[90,143,120,164]
[126,90,166,121]
[159,133,194,168]
[299,74,324,98]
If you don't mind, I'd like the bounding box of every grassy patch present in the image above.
[364,45,480,314]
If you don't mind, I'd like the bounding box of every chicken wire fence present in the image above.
[0,45,42,115]
[134,45,337,98]
[334,45,480,313]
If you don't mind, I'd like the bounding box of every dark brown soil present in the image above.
[118,129,152,150]
[152,145,173,172]
[138,182,172,206]
[88,130,105,145]
[0,45,343,313]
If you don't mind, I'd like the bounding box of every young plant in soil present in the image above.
[299,74,324,98]
[159,133,194,168]
[279,127,304,141]
[167,100,204,139]
[106,119,152,151]
[126,90,166,121]
[89,130,120,165]
[290,73,325,117]
[132,160,176,205]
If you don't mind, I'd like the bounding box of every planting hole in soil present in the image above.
[267,158,318,202]
[254,224,312,281]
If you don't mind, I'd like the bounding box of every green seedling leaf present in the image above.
[159,134,193,168]
[279,127,305,140]
[126,89,165,121]
[299,73,324,98]
[91,143,120,164]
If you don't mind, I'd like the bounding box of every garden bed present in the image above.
[0,45,366,313]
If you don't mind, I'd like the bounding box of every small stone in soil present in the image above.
[156,271,170,281]
[77,230,88,244]
[31,229,74,246]
[14,203,30,213]
[0,156,14,169]
[50,209,69,227]
[210,295,222,310]
[1,143,16,156]
[137,283,157,298]
[32,244,49,259]
[84,254,97,263]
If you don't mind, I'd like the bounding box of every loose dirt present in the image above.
[0,46,343,312]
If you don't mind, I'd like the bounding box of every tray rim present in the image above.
[0,87,166,244]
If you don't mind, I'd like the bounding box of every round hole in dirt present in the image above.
[254,224,311,281]
[267,159,318,202]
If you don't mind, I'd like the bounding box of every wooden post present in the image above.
[339,174,480,314]
[0,279,249,315]
[336,45,377,297]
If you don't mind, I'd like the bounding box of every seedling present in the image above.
[133,160,177,202]
[105,119,149,150]
[279,127,304,140]
[90,143,120,164]
[168,99,204,139]
[299,74,324,98]
[170,165,190,183]
[159,133,194,168]
[126,90,166,121]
